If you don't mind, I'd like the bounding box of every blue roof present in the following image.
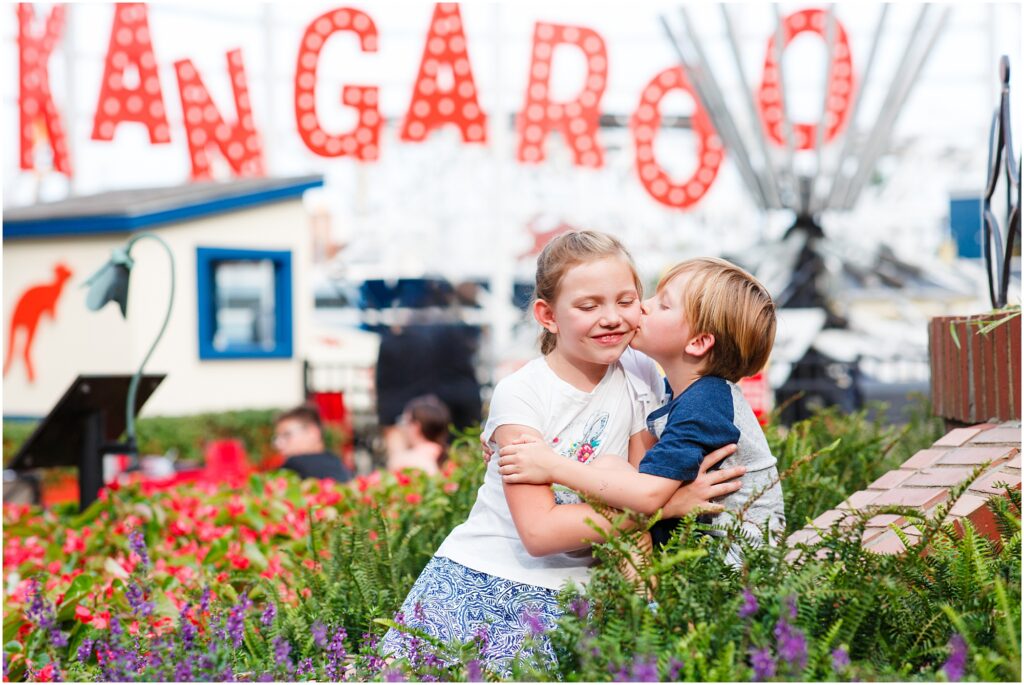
[3,175,323,240]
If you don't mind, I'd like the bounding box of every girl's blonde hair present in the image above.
[532,230,642,355]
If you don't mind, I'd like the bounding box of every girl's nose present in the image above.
[600,306,622,327]
[640,298,653,315]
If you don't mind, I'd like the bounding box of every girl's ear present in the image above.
[685,332,715,358]
[533,299,558,334]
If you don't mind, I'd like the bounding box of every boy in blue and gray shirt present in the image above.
[498,257,786,563]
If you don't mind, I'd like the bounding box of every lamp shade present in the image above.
[83,249,134,317]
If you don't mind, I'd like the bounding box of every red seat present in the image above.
[203,439,250,482]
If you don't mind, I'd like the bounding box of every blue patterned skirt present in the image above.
[379,556,563,675]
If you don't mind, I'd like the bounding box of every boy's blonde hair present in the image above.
[658,257,776,382]
[533,230,642,355]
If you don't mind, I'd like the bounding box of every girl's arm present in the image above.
[497,424,644,557]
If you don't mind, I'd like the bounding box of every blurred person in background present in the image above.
[274,405,353,483]
[386,394,452,476]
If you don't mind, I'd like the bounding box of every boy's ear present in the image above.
[533,299,558,334]
[685,332,715,358]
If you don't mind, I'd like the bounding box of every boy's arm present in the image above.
[499,436,683,515]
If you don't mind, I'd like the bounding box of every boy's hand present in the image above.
[662,444,745,518]
[481,433,494,463]
[497,436,561,484]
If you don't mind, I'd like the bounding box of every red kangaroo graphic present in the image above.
[4,263,73,383]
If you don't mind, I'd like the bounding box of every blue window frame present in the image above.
[196,247,293,360]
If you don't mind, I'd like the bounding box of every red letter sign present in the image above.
[401,3,486,144]
[294,8,381,161]
[91,3,170,144]
[631,67,723,209]
[175,50,265,180]
[758,9,854,149]
[17,3,71,175]
[517,23,607,168]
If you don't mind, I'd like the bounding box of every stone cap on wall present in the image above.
[787,422,1021,555]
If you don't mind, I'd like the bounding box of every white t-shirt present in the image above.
[434,348,664,590]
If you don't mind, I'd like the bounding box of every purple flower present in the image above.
[360,633,385,674]
[413,601,426,622]
[260,603,276,627]
[520,607,546,636]
[312,620,329,649]
[179,604,197,650]
[466,658,484,681]
[129,529,150,569]
[384,668,406,681]
[750,647,776,681]
[774,618,808,671]
[297,657,314,678]
[471,624,489,656]
[570,596,590,619]
[174,657,194,682]
[225,596,249,649]
[77,638,95,663]
[785,595,798,620]
[257,672,276,682]
[328,626,348,654]
[631,655,660,682]
[669,657,684,680]
[199,586,212,614]
[739,588,759,619]
[610,663,633,682]
[942,634,968,681]
[126,581,154,616]
[272,636,294,673]
[832,646,850,673]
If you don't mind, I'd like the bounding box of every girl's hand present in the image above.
[498,437,561,484]
[663,444,745,518]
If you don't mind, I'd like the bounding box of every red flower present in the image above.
[75,605,93,623]
[405,493,422,504]
[368,530,378,542]
[36,663,55,682]
[92,610,111,630]
[216,572,229,583]
[229,555,250,571]
[395,472,412,486]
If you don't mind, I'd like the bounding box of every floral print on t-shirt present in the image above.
[552,412,608,505]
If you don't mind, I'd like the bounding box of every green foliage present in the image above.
[765,396,945,532]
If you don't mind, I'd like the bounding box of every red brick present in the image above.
[1012,321,1021,419]
[959,321,972,421]
[868,469,915,490]
[929,319,943,415]
[903,467,975,488]
[900,449,947,470]
[866,530,907,555]
[995,324,1010,420]
[786,528,821,546]
[968,469,1022,496]
[837,489,881,510]
[934,427,983,447]
[937,445,1016,466]
[869,487,949,509]
[865,514,905,528]
[811,509,850,529]
[948,493,990,518]
[971,426,1022,445]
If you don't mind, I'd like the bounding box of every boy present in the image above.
[274,405,353,483]
[498,257,785,560]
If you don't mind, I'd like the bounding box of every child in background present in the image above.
[498,257,786,563]
[387,394,451,476]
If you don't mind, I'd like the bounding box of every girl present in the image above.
[379,231,744,673]
[386,394,451,476]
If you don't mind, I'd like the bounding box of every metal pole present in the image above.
[720,4,783,209]
[836,4,933,208]
[824,4,890,210]
[841,6,950,209]
[808,5,836,215]
[662,11,769,209]
[773,4,797,204]
[62,3,78,195]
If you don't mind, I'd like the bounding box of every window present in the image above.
[196,247,292,359]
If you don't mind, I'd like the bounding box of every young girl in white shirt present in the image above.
[380,231,744,674]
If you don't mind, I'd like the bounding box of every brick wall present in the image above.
[787,422,1021,555]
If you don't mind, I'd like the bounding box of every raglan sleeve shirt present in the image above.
[638,376,741,482]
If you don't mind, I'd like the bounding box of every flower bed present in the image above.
[3,405,1020,682]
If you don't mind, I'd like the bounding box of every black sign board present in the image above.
[10,374,164,510]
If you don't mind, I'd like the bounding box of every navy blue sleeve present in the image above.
[638,377,741,481]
